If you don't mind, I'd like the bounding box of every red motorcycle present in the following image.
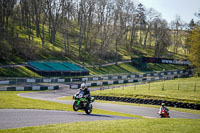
[158,109,170,118]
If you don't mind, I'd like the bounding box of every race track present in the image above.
[0,109,133,129]
[1,85,200,129]
[18,85,200,119]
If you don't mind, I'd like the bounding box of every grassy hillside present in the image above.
[0,19,188,77]
[0,62,187,77]
[0,18,187,66]
[0,66,40,77]
[89,62,187,75]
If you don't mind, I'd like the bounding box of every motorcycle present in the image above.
[73,90,95,114]
[158,109,170,118]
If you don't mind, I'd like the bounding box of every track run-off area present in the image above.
[1,85,200,129]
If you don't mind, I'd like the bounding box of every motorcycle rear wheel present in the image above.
[85,104,93,114]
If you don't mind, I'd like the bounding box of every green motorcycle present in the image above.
[73,90,95,114]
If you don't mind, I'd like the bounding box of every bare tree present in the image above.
[143,8,160,48]
[136,3,146,46]
[153,18,171,57]
[0,0,16,30]
[47,0,64,46]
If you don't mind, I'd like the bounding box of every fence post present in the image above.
[162,80,164,91]
[194,83,196,92]
[148,83,150,90]
[134,84,136,90]
[178,84,179,91]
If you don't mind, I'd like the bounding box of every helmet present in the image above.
[81,83,86,89]
[161,103,165,106]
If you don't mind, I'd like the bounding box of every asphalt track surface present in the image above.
[1,85,200,129]
[0,109,133,129]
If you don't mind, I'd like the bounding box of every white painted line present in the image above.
[32,86,40,91]
[128,79,133,83]
[147,74,151,77]
[122,76,127,79]
[27,79,36,83]
[93,77,98,81]
[113,76,118,80]
[108,81,114,85]
[130,75,135,78]
[86,83,91,87]
[118,80,124,84]
[0,88,7,91]
[154,73,158,76]
[160,73,164,76]
[48,86,54,90]
[0,81,9,84]
[82,78,88,81]
[71,85,78,89]
[103,77,108,80]
[43,79,51,83]
[58,79,65,82]
[147,78,151,81]
[16,87,24,91]
[97,82,103,86]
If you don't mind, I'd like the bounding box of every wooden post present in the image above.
[162,80,164,91]
[178,84,179,91]
[148,83,150,90]
[194,83,196,92]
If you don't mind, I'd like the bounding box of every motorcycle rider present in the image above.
[80,83,91,102]
[159,103,169,116]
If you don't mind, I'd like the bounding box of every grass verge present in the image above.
[0,119,200,133]
[0,91,141,118]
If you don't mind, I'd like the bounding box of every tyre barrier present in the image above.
[0,85,59,91]
[93,96,200,110]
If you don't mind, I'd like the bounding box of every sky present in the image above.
[135,0,200,23]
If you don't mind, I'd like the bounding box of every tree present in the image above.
[143,8,160,47]
[189,19,195,30]
[153,18,171,57]
[29,0,44,37]
[186,26,200,74]
[136,3,146,46]
[0,0,16,30]
[170,15,185,55]
[47,0,64,46]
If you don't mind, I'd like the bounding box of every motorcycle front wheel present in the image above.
[85,104,93,115]
[73,101,79,111]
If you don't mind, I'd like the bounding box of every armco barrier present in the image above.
[70,75,181,89]
[93,96,200,110]
[0,69,194,86]
[0,85,59,91]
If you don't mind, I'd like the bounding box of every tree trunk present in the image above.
[143,25,150,47]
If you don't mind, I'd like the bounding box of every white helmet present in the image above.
[81,83,86,89]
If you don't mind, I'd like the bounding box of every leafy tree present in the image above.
[186,26,200,74]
